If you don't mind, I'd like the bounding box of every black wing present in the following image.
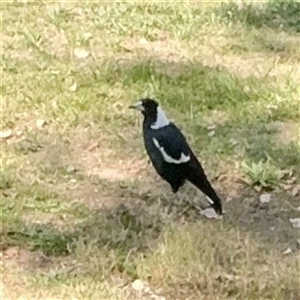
[152,123,193,161]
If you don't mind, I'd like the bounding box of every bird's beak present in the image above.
[129,101,145,112]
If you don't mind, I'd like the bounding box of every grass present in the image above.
[1,1,300,299]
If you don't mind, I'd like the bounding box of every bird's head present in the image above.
[129,98,170,129]
[129,98,158,115]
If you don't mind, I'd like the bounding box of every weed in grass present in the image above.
[241,159,284,189]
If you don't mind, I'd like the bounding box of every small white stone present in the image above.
[73,48,89,59]
[292,185,299,197]
[139,38,147,45]
[243,85,250,93]
[36,119,46,128]
[83,32,92,39]
[229,138,238,146]
[289,218,300,228]
[282,248,292,255]
[260,193,271,204]
[208,130,215,137]
[67,165,75,173]
[51,69,60,75]
[0,129,12,139]
[69,83,77,92]
[200,208,223,220]
[132,279,145,291]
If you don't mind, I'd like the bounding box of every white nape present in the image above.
[152,138,190,164]
[151,106,170,129]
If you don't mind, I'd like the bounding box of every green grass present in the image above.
[1,1,300,299]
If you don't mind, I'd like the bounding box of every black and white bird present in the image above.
[129,98,223,215]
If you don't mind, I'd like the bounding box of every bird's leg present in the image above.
[158,188,174,215]
[182,190,212,216]
[165,191,176,215]
[159,185,178,215]
[171,183,194,214]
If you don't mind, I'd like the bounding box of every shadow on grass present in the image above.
[2,167,300,298]
[2,193,166,280]
[2,172,299,258]
[214,1,300,33]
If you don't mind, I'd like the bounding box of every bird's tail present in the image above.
[204,194,223,215]
[186,165,223,215]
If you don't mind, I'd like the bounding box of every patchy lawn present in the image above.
[1,1,300,300]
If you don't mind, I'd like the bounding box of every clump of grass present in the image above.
[241,159,285,189]
[3,226,75,256]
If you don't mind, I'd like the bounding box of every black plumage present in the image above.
[129,98,223,215]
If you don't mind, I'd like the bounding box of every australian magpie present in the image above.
[129,98,223,215]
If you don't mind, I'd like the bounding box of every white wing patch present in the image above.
[205,196,214,205]
[151,106,170,129]
[152,138,190,164]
